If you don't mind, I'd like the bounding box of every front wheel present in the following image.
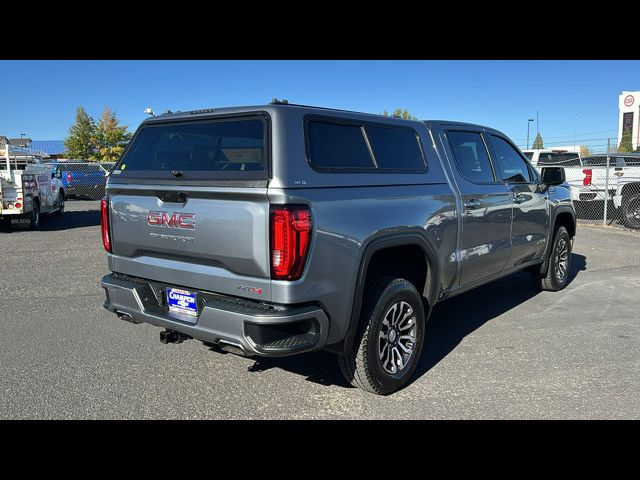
[338,277,425,395]
[621,194,640,229]
[535,226,572,291]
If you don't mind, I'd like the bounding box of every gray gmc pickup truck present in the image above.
[100,101,576,395]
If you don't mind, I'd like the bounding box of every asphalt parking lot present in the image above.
[1,201,639,419]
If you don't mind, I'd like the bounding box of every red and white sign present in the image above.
[624,95,635,107]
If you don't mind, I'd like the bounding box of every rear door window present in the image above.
[447,131,495,183]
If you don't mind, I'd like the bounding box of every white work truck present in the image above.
[0,145,64,229]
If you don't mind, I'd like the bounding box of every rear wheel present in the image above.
[535,226,571,291]
[28,201,40,230]
[621,194,640,229]
[338,277,425,395]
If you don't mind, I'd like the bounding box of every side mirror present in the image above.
[540,166,565,189]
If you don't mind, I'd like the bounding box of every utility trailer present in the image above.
[0,145,64,229]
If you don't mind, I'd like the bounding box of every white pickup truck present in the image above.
[0,145,65,229]
[563,155,640,206]
[524,150,640,207]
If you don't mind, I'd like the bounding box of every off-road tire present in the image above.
[536,226,572,291]
[338,277,425,395]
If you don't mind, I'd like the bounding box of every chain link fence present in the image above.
[529,150,640,230]
[45,161,115,201]
[46,155,640,231]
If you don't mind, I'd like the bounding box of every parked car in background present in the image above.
[564,154,640,205]
[51,161,108,200]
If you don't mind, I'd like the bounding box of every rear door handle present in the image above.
[464,199,480,209]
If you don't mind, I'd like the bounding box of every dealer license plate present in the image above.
[166,288,198,317]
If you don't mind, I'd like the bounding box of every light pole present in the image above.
[527,119,534,149]
[573,112,578,151]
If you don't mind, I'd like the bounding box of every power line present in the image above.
[512,129,619,143]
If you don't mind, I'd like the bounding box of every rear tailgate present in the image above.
[106,113,273,301]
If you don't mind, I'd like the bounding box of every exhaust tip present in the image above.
[218,340,248,356]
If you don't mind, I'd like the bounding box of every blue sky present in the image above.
[1,60,638,152]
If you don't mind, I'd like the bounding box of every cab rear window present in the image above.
[113,116,267,180]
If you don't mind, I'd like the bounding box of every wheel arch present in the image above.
[340,229,441,355]
[541,205,576,276]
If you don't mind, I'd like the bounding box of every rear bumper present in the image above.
[101,273,329,357]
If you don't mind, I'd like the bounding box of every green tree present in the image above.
[580,145,591,157]
[382,108,419,120]
[64,106,96,159]
[532,132,544,149]
[618,128,633,153]
[92,107,133,162]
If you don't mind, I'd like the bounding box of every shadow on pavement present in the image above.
[413,253,586,382]
[210,344,352,388]
[0,208,100,233]
[242,253,587,391]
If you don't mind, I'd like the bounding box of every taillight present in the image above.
[100,197,111,252]
[14,202,22,209]
[270,205,312,280]
[66,172,72,183]
[583,168,592,186]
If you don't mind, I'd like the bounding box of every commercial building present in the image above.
[618,90,640,150]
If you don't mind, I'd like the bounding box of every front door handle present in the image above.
[464,199,480,209]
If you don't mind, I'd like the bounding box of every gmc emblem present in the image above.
[147,211,196,229]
